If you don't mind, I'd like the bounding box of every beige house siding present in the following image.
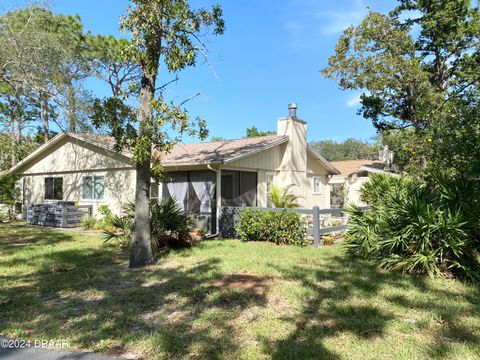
[16,137,135,216]
[305,151,331,208]
[257,169,267,207]
[222,128,332,209]
[227,142,285,170]
[18,137,132,175]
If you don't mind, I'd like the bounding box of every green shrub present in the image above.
[81,215,98,230]
[236,208,308,246]
[103,214,133,248]
[96,205,114,231]
[150,198,194,249]
[345,173,480,282]
[98,205,112,219]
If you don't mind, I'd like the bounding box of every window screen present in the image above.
[221,170,257,207]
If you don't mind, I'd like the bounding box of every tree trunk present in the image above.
[41,95,49,143]
[10,118,16,166]
[129,73,155,268]
[67,82,77,132]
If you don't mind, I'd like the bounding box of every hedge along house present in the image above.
[7,103,339,235]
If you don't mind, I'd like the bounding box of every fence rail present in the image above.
[220,205,367,247]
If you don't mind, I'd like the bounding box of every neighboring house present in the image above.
[7,103,339,234]
[328,159,396,207]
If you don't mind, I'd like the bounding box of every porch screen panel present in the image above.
[190,172,216,214]
[221,170,257,207]
[240,171,257,206]
[165,172,188,211]
[221,171,239,206]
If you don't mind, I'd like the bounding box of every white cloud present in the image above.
[314,8,367,35]
[346,94,361,107]
[284,0,369,49]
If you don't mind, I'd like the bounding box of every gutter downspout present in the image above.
[207,163,220,238]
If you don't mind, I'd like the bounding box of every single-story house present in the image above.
[328,157,397,207]
[7,103,340,234]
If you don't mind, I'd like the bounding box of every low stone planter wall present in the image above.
[27,202,93,228]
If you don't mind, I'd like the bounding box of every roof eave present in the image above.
[162,160,223,168]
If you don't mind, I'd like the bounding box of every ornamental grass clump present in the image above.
[345,173,480,282]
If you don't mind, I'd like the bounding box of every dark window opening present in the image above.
[45,177,63,200]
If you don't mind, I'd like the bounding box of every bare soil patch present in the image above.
[211,272,271,295]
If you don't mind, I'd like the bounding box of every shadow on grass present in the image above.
[0,224,267,359]
[263,254,480,359]
[1,224,479,359]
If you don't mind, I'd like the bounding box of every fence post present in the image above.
[313,206,320,247]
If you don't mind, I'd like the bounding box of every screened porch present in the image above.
[151,169,257,235]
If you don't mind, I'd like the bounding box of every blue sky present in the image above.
[2,0,398,143]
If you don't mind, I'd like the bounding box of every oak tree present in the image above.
[93,0,224,267]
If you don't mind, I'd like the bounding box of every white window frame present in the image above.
[313,176,322,194]
[81,174,106,202]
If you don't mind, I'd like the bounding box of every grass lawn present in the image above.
[1,223,480,359]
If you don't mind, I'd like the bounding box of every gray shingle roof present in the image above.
[70,132,288,165]
[158,135,288,165]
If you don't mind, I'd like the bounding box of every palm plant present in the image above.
[269,184,303,208]
[346,173,480,282]
[104,197,194,252]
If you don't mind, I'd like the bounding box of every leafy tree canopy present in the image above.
[244,126,275,138]
[322,0,480,176]
[310,138,379,161]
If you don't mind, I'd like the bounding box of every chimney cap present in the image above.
[288,102,298,118]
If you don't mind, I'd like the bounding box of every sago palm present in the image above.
[269,184,303,208]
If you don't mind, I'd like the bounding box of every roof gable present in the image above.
[307,146,340,175]
[8,134,133,175]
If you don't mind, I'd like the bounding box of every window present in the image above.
[82,175,105,200]
[313,177,322,194]
[45,177,63,200]
[330,183,345,209]
[266,172,275,207]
